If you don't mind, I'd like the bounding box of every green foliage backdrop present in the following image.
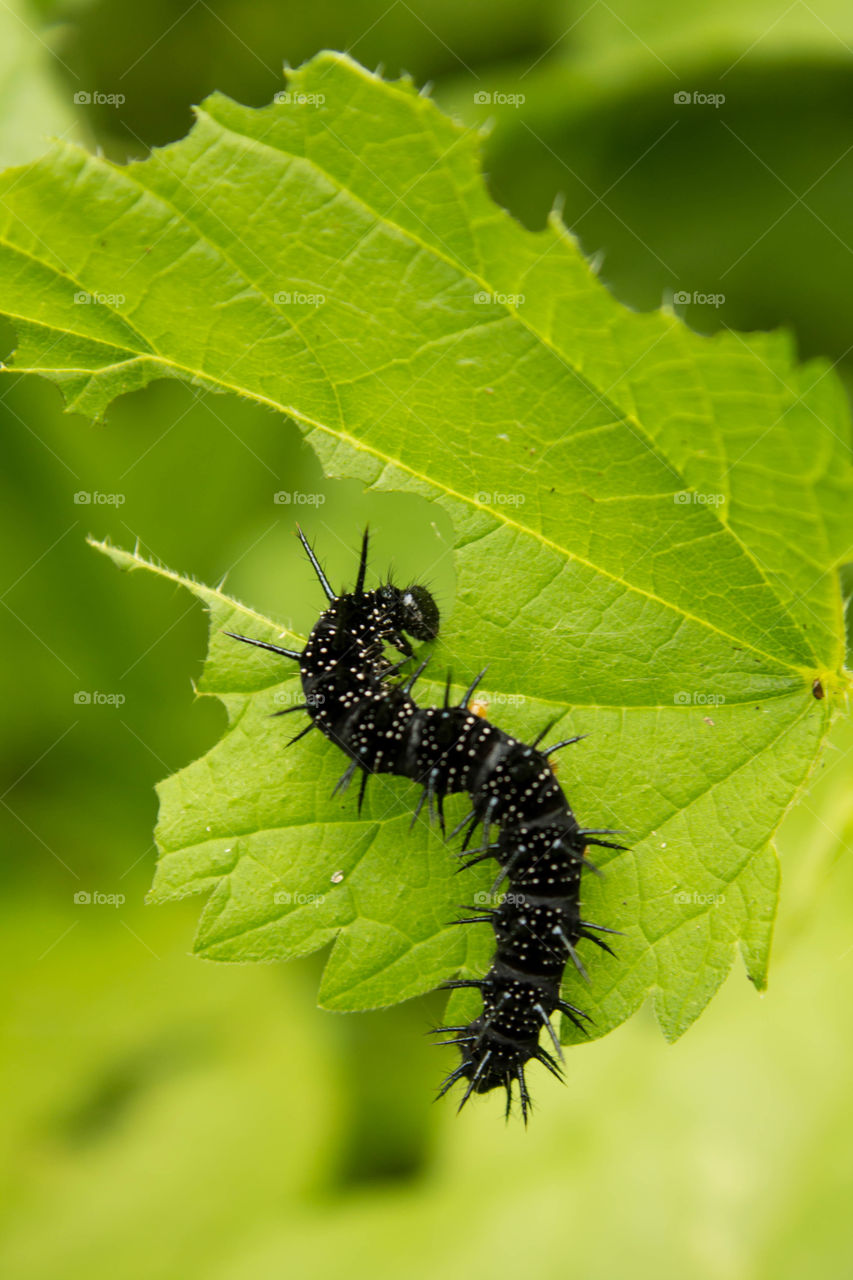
[2,54,848,1046]
[1,6,852,1279]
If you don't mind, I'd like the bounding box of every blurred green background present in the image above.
[2,1,852,1276]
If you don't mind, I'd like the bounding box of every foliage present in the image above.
[0,52,843,1039]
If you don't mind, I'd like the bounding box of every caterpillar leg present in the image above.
[285,722,315,748]
[459,668,488,710]
[543,735,586,756]
[295,523,336,601]
[355,525,369,595]
[332,760,359,796]
[357,769,370,814]
[224,632,301,660]
[514,1068,531,1123]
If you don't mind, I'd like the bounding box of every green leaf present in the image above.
[89,537,480,1013]
[88,501,843,1043]
[456,2,853,370]
[4,51,849,1043]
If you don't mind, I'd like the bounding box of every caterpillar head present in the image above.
[375,583,440,642]
[399,585,440,641]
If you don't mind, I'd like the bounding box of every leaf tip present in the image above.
[739,937,771,992]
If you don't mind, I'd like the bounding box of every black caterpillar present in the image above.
[227,528,623,1120]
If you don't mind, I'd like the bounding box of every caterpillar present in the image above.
[227,527,623,1120]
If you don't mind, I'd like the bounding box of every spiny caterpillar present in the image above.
[227,528,623,1120]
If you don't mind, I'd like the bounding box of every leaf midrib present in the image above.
[0,103,784,673]
[200,88,819,644]
[9,92,811,659]
[88,536,809,690]
[0,104,804,675]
